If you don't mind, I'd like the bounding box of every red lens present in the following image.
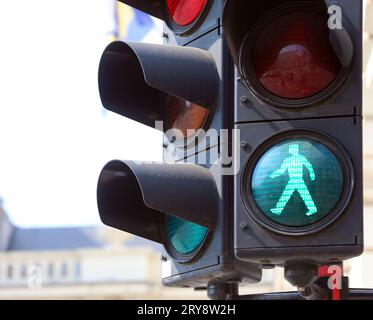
[164,95,209,140]
[252,11,341,99]
[167,0,208,26]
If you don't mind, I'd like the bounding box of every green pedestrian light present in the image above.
[269,144,318,217]
[250,138,345,228]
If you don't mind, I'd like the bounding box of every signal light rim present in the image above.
[241,129,355,237]
[238,2,350,110]
[163,0,213,37]
[161,215,212,264]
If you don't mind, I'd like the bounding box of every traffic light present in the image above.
[96,0,262,291]
[223,0,363,276]
[97,0,363,294]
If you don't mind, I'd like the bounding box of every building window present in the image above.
[48,263,54,279]
[7,264,13,279]
[21,264,28,279]
[61,262,68,278]
[75,261,81,279]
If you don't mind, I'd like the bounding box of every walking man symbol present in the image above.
[270,144,318,216]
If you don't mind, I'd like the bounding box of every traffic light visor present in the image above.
[98,41,219,130]
[97,160,219,243]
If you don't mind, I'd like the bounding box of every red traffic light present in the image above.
[248,10,341,100]
[223,1,354,108]
[167,0,208,26]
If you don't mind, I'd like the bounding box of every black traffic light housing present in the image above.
[96,0,363,293]
[97,0,262,289]
[223,0,360,119]
[235,118,363,266]
[223,0,363,267]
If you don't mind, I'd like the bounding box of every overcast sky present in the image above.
[0,0,163,227]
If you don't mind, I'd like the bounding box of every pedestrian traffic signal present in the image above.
[247,135,349,232]
[96,0,363,294]
[96,0,262,292]
[224,0,363,272]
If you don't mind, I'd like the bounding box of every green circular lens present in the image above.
[166,216,208,255]
[251,138,344,227]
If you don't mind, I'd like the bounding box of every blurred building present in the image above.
[0,205,204,299]
[0,205,216,300]
[0,204,278,299]
[350,0,373,288]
